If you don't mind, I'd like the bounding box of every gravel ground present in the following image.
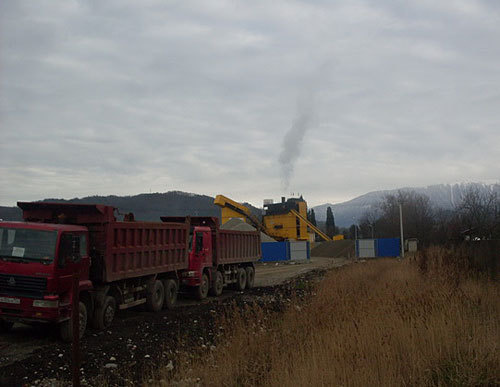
[0,259,346,386]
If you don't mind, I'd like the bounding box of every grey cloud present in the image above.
[1,0,499,207]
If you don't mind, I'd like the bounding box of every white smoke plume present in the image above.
[279,89,316,192]
[278,60,333,192]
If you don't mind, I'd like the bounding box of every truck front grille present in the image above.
[0,274,47,298]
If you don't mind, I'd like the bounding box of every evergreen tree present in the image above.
[326,207,336,238]
[308,209,317,226]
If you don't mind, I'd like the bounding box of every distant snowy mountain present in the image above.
[312,183,500,228]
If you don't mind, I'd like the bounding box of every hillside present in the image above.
[0,191,261,223]
[0,206,23,221]
[0,192,220,221]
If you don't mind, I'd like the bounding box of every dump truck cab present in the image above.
[0,221,91,325]
[183,225,213,286]
[160,217,217,289]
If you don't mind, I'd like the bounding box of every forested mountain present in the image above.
[0,206,23,221]
[0,192,220,221]
[0,191,261,222]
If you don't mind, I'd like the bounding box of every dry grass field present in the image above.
[154,253,499,386]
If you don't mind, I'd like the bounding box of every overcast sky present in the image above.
[1,0,499,208]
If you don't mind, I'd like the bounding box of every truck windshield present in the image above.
[0,227,57,263]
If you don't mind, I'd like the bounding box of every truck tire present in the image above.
[91,296,116,330]
[0,319,14,332]
[163,279,178,309]
[146,280,164,312]
[196,273,209,300]
[236,267,247,291]
[209,271,223,297]
[245,266,255,289]
[60,301,87,342]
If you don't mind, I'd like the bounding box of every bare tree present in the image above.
[457,187,499,239]
[359,207,380,238]
[360,190,435,245]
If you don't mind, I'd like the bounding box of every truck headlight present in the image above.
[33,300,59,308]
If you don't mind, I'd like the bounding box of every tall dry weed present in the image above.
[416,243,499,280]
[154,260,499,386]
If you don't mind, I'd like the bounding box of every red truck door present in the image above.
[191,228,213,271]
[201,229,212,266]
[57,232,90,303]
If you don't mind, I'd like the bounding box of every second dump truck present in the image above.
[0,202,260,341]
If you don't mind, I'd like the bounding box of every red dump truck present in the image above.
[0,202,260,341]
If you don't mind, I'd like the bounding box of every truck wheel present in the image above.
[209,271,223,297]
[163,279,178,309]
[60,301,87,342]
[236,267,247,291]
[245,267,255,289]
[196,273,209,300]
[91,296,116,330]
[0,319,14,332]
[146,280,165,312]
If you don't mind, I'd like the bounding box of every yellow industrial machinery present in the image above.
[289,209,331,242]
[262,197,309,241]
[213,195,267,234]
[214,194,331,242]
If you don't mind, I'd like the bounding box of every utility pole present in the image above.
[399,204,404,259]
[354,224,358,258]
[72,274,80,387]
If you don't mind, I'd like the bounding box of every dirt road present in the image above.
[0,257,347,386]
[255,257,348,287]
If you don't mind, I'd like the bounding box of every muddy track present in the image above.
[0,266,334,386]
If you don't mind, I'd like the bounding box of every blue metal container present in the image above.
[261,242,290,262]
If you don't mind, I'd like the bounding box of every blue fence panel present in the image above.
[376,238,401,257]
[261,242,290,262]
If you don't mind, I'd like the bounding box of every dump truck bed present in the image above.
[97,221,189,282]
[215,229,261,265]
